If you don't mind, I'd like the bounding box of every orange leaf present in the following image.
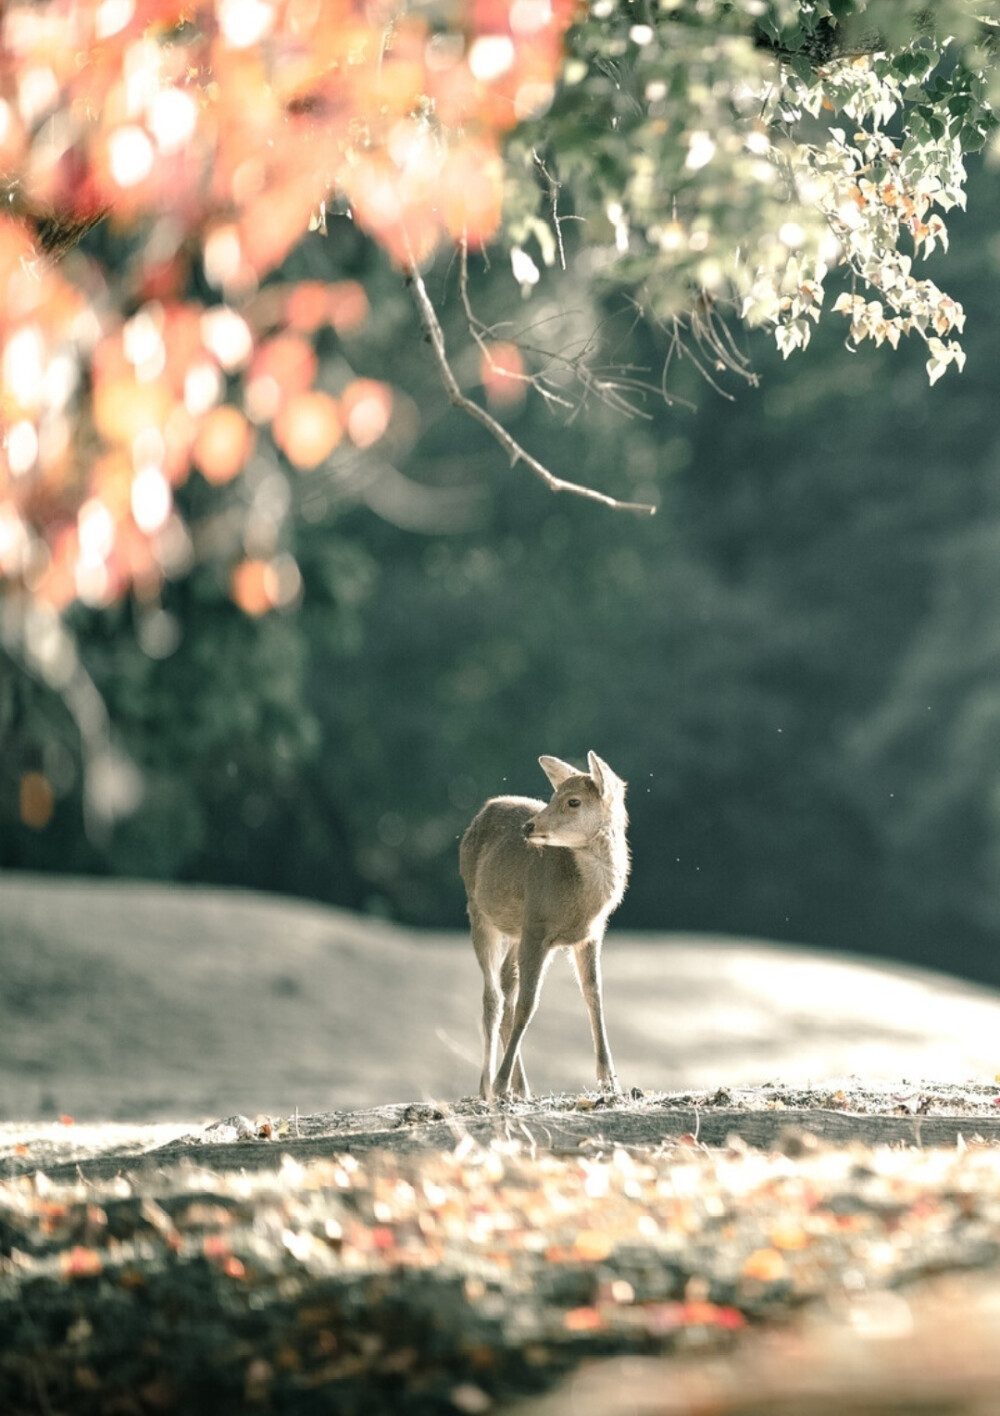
[193,405,254,484]
[564,1306,603,1332]
[285,282,335,334]
[440,141,504,246]
[741,1247,787,1282]
[572,1229,613,1262]
[327,282,369,335]
[93,378,173,446]
[769,1221,810,1251]
[480,341,525,407]
[231,559,274,616]
[341,378,392,448]
[240,181,318,276]
[33,528,79,610]
[20,772,54,829]
[61,1246,103,1279]
[247,334,318,422]
[272,390,342,469]
[92,450,135,520]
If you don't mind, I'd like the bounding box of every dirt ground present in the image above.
[5,1080,1000,1181]
[4,1088,1000,1414]
[5,876,1000,1412]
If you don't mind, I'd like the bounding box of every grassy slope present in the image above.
[3,871,1000,1122]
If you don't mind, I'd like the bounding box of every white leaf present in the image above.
[510,247,540,292]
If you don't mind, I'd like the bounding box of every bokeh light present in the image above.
[193,405,254,485]
[272,391,343,469]
[0,0,575,635]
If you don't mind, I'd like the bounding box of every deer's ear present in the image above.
[588,750,625,799]
[539,755,578,789]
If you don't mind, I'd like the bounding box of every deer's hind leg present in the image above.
[493,927,553,1099]
[469,906,505,1100]
[499,943,530,1098]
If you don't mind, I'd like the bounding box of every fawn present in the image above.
[459,752,630,1101]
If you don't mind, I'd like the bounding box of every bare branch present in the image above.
[406,258,657,517]
[532,149,567,271]
[651,310,735,401]
[457,245,575,416]
[458,242,687,422]
[640,286,759,403]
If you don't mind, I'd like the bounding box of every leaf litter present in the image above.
[4,1089,1000,1412]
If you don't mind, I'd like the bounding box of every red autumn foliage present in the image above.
[0,0,575,612]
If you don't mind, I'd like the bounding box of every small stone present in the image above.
[402,1103,445,1124]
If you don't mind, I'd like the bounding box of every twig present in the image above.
[532,149,568,271]
[457,244,574,415]
[406,256,657,516]
[661,318,681,400]
[459,242,685,422]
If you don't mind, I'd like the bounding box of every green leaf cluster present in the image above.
[500,0,998,380]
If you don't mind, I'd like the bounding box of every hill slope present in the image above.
[2,872,1000,1121]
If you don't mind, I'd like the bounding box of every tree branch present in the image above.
[457,244,575,416]
[457,242,676,421]
[753,12,1000,71]
[405,260,657,516]
[532,149,568,272]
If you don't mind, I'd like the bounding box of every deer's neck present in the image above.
[577,822,630,912]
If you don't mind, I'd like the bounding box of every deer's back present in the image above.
[460,796,545,933]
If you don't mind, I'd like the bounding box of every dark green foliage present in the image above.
[4,149,1000,983]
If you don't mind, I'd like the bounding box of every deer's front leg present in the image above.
[492,932,551,1099]
[573,937,621,1095]
[500,946,530,1098]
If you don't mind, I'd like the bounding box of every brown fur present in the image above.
[459,752,630,1101]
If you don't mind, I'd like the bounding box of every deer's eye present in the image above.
[567,797,581,808]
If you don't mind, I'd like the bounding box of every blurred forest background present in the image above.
[3,157,1000,987]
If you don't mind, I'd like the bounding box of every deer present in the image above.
[459,752,630,1102]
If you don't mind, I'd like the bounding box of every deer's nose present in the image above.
[523,820,535,838]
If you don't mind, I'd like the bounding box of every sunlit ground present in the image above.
[2,872,999,1123]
